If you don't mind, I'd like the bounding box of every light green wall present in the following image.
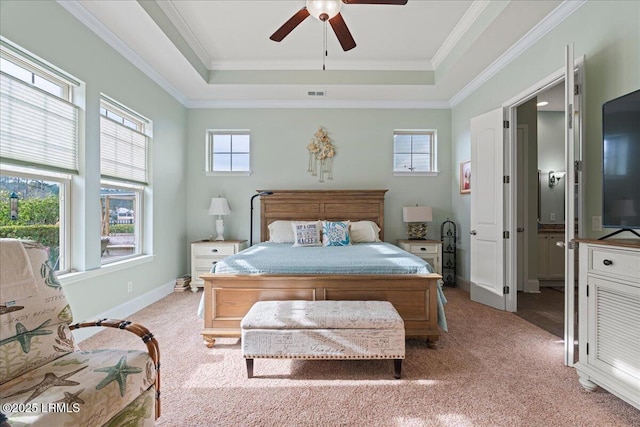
[186,108,452,245]
[517,98,539,283]
[0,1,188,320]
[451,1,640,282]
[538,111,565,225]
[3,0,638,314]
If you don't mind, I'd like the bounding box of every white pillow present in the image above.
[322,221,351,246]
[268,221,295,243]
[350,221,382,243]
[292,221,322,247]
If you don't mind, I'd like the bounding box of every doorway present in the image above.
[469,48,584,366]
[515,81,569,339]
[506,53,585,367]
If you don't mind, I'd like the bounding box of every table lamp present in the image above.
[208,197,231,240]
[402,206,432,240]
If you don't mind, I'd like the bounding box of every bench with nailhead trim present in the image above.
[241,300,405,379]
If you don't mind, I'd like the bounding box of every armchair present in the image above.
[0,239,160,426]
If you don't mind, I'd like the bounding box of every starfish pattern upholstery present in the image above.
[0,240,160,426]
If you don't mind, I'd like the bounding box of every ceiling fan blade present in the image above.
[270,8,311,42]
[342,0,408,5]
[329,13,356,51]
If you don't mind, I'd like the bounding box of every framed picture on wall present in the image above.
[460,160,471,194]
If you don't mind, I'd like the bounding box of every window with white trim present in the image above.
[100,96,150,263]
[206,130,250,174]
[0,40,79,272]
[393,130,437,175]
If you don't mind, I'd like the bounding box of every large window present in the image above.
[206,130,250,174]
[393,130,437,175]
[0,171,70,271]
[100,96,150,263]
[0,40,78,271]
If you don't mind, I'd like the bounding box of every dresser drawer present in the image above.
[589,246,640,281]
[195,257,224,269]
[193,268,213,281]
[407,244,439,255]
[194,244,236,256]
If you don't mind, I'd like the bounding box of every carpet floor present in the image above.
[80,287,639,427]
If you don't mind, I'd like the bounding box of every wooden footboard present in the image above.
[200,273,441,348]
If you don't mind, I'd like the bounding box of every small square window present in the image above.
[393,130,436,175]
[206,130,251,174]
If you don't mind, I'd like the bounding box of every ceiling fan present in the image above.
[270,0,408,52]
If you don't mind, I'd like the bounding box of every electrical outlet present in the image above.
[127,281,133,293]
[592,216,602,231]
[550,212,556,221]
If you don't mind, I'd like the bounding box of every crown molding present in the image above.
[57,0,586,111]
[186,99,451,110]
[57,0,189,106]
[448,0,586,107]
[210,59,433,72]
[431,0,490,70]
[155,0,212,68]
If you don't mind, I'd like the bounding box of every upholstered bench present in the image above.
[241,300,405,379]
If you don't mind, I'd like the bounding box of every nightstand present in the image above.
[397,239,442,275]
[190,240,247,292]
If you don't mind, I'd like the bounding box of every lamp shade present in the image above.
[402,206,432,223]
[208,197,231,216]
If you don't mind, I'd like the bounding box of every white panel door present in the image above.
[470,108,506,310]
[564,43,577,366]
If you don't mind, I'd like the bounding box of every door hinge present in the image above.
[503,176,510,184]
[503,120,510,129]
[503,231,510,239]
[575,160,582,172]
[568,107,573,129]
[568,241,576,250]
[586,284,589,297]
[503,286,510,294]
[575,84,580,95]
[586,342,589,355]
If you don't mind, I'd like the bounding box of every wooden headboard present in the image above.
[259,190,388,242]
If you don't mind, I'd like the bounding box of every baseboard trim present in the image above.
[456,275,470,293]
[72,280,174,343]
[526,279,541,293]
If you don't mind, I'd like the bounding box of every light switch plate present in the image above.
[592,216,602,231]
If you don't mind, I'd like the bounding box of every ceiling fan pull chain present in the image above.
[323,20,327,71]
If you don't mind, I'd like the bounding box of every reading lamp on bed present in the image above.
[250,191,273,246]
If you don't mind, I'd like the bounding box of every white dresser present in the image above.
[397,239,442,275]
[575,239,640,410]
[190,240,247,292]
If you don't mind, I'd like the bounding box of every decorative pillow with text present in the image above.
[292,221,322,247]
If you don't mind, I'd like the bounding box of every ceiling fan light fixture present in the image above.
[306,0,343,21]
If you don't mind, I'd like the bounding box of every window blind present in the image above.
[0,72,79,173]
[100,115,148,185]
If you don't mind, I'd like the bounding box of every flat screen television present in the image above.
[601,89,640,239]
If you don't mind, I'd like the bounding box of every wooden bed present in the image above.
[200,189,441,348]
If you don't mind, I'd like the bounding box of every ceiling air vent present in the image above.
[307,90,326,97]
